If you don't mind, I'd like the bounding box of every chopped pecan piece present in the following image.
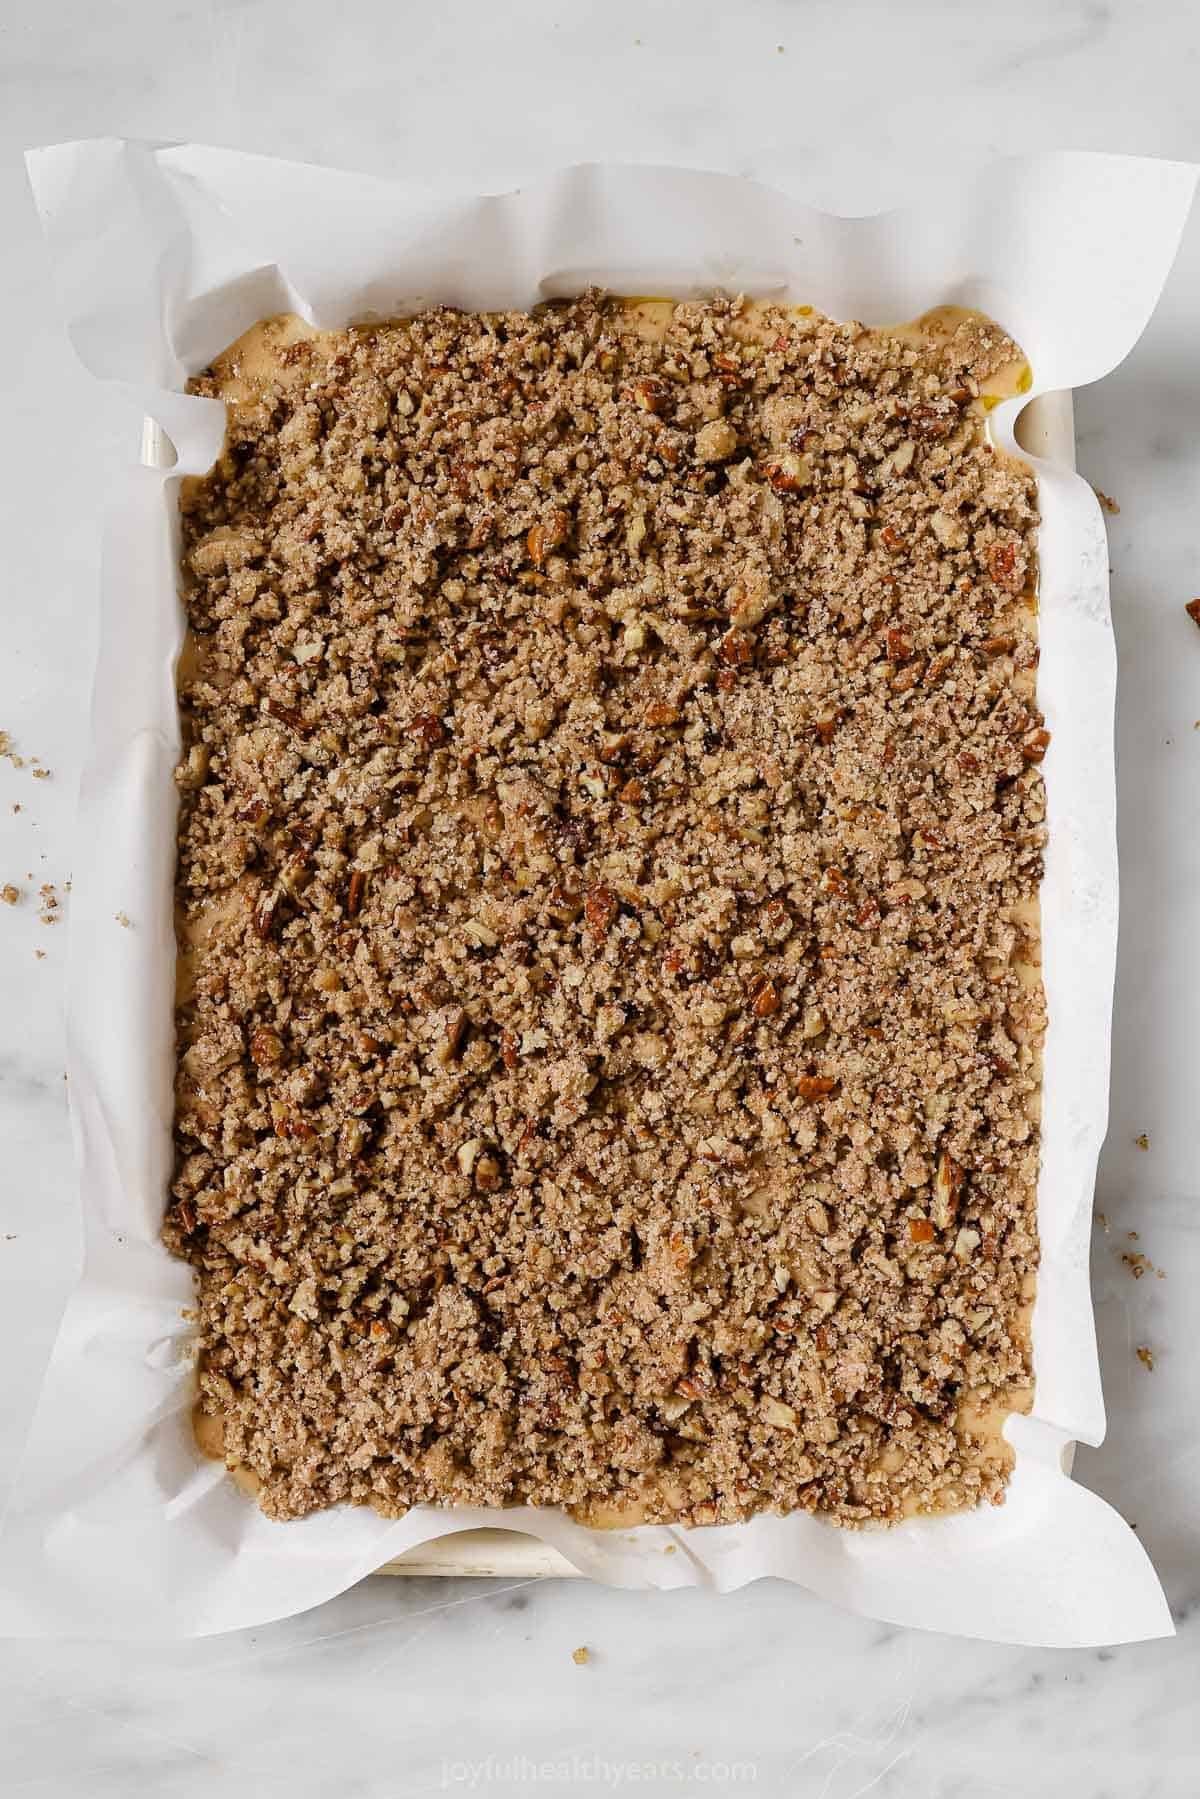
[252,887,279,940]
[585,883,618,939]
[933,1150,964,1228]
[528,508,571,567]
[718,629,753,669]
[764,451,811,492]
[748,974,781,1018]
[408,711,447,749]
[987,541,1023,592]
[265,697,306,732]
[249,1026,284,1066]
[630,377,668,415]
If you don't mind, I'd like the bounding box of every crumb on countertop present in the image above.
[115,911,132,929]
[1134,1133,1149,1151]
[572,1646,590,1666]
[1136,1345,1155,1373]
[1,731,52,778]
[1121,1249,1164,1281]
[1187,599,1200,629]
[1,884,19,906]
[1092,489,1120,516]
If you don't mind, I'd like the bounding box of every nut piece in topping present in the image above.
[987,541,1022,590]
[474,1151,503,1193]
[409,711,447,749]
[718,629,754,669]
[175,744,210,789]
[630,377,668,414]
[930,510,967,549]
[435,1007,469,1066]
[456,1138,482,1177]
[585,883,618,939]
[748,974,780,1018]
[252,888,279,940]
[694,419,738,463]
[528,509,571,567]
[250,1027,284,1065]
[764,451,811,492]
[932,1150,964,1229]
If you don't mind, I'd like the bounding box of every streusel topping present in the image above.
[169,293,1045,1527]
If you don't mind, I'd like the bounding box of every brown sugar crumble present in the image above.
[168,294,1045,1530]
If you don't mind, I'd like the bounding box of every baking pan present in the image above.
[143,385,1077,1582]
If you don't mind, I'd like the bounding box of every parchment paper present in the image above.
[6,141,1195,1643]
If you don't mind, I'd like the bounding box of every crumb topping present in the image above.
[169,292,1044,1528]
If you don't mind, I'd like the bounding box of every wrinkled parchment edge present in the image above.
[4,143,1195,1643]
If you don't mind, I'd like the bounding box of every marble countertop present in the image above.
[2,1,1199,1792]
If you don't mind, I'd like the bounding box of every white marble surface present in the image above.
[2,1,1199,1792]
